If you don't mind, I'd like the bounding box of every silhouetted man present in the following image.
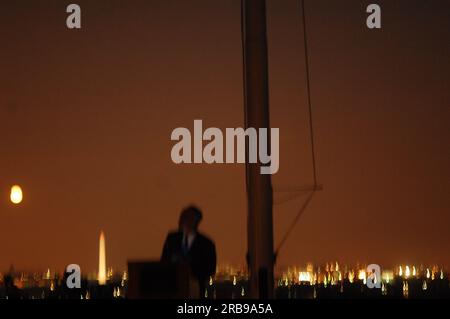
[161,206,216,297]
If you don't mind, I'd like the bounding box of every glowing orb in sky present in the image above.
[10,185,23,204]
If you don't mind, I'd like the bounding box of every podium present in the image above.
[127,261,199,299]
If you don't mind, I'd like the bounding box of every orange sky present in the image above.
[0,0,449,273]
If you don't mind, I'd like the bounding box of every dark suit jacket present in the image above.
[161,231,216,286]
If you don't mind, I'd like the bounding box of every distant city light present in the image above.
[358,270,366,281]
[348,271,355,283]
[403,281,409,298]
[10,185,23,204]
[298,272,312,283]
[405,265,411,278]
[44,268,51,280]
[382,271,393,284]
[4,261,450,299]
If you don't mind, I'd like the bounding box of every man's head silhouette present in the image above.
[178,205,202,234]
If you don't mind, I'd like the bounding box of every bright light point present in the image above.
[10,185,23,204]
[405,266,410,278]
[358,270,366,281]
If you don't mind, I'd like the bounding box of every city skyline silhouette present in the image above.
[0,0,449,273]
